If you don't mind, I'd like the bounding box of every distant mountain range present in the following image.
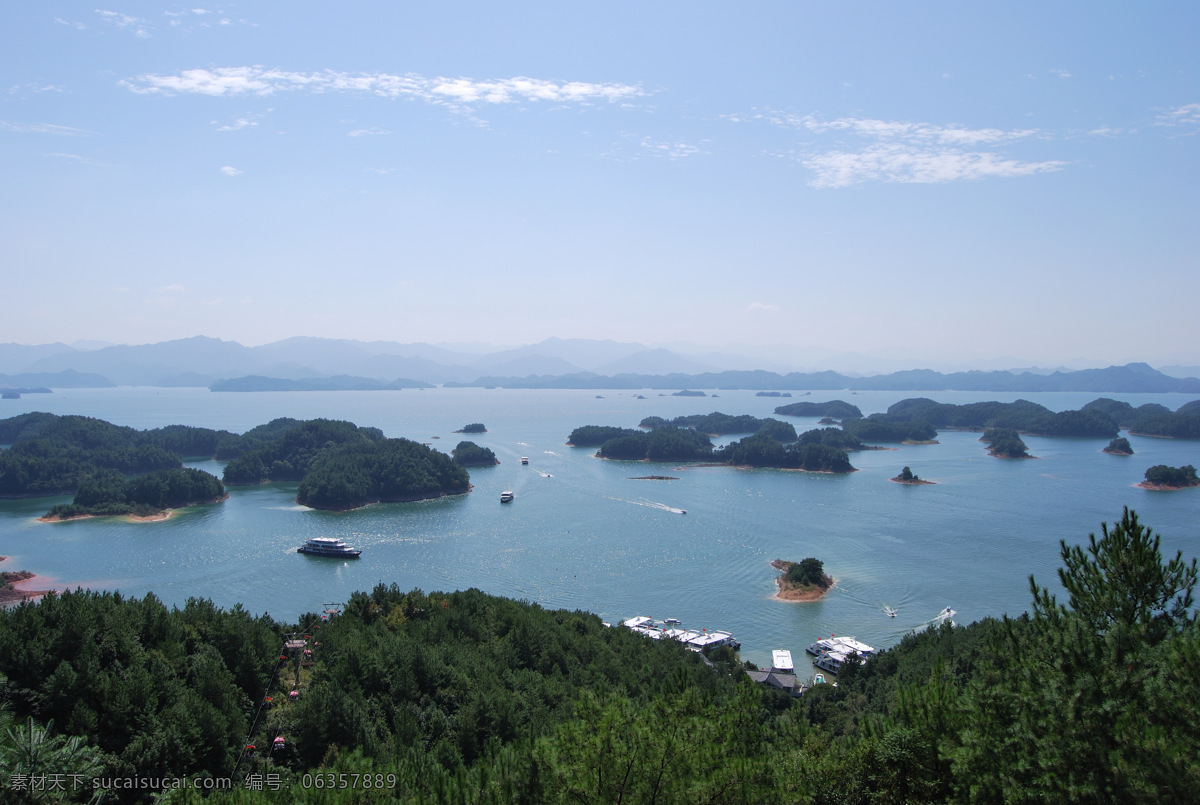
[1,336,1198,394]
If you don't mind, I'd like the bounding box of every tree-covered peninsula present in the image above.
[774,399,864,419]
[875,397,1119,438]
[1081,397,1200,439]
[2,508,1193,803]
[43,467,226,520]
[221,419,385,485]
[596,425,715,462]
[719,434,855,472]
[0,413,211,498]
[450,440,498,467]
[295,438,469,510]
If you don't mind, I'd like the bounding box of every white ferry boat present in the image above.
[297,537,361,558]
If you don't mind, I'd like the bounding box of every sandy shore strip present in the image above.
[0,558,54,604]
[769,559,835,602]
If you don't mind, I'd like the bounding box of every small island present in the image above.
[771,558,834,601]
[1102,437,1134,455]
[456,423,487,434]
[627,475,680,481]
[451,441,499,467]
[1137,464,1199,491]
[672,390,707,397]
[891,466,934,485]
[982,428,1033,459]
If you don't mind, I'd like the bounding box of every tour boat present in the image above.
[500,491,515,503]
[297,537,361,558]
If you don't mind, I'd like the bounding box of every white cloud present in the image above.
[1157,103,1200,129]
[157,284,188,294]
[803,144,1064,188]
[758,112,1061,188]
[215,117,258,132]
[95,9,150,38]
[220,165,242,176]
[347,127,387,137]
[1,121,90,136]
[1051,69,1072,79]
[639,137,701,159]
[746,302,781,313]
[122,67,644,112]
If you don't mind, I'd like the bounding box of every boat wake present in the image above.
[536,470,553,478]
[544,450,562,457]
[605,496,687,515]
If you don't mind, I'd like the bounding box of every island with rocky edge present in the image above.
[1137,464,1199,491]
[456,423,487,434]
[771,558,834,602]
[891,466,934,485]
[982,428,1034,458]
[1102,437,1134,455]
[0,557,50,604]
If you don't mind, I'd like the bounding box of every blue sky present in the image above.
[3,2,1198,367]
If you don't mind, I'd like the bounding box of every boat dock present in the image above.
[621,616,741,651]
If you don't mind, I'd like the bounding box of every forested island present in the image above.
[1138,464,1199,490]
[982,427,1033,458]
[771,557,834,601]
[0,413,475,515]
[0,508,1194,802]
[891,466,934,484]
[450,441,498,467]
[42,467,227,520]
[1103,436,1134,455]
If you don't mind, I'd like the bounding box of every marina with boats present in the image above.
[621,615,741,651]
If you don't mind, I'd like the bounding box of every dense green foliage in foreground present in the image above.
[2,508,1194,804]
[450,441,498,467]
[45,467,225,518]
[1143,463,1199,488]
[774,399,864,419]
[222,420,385,485]
[296,438,470,510]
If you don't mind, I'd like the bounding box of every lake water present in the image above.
[1,387,1198,669]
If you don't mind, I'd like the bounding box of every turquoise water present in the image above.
[1,387,1198,669]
